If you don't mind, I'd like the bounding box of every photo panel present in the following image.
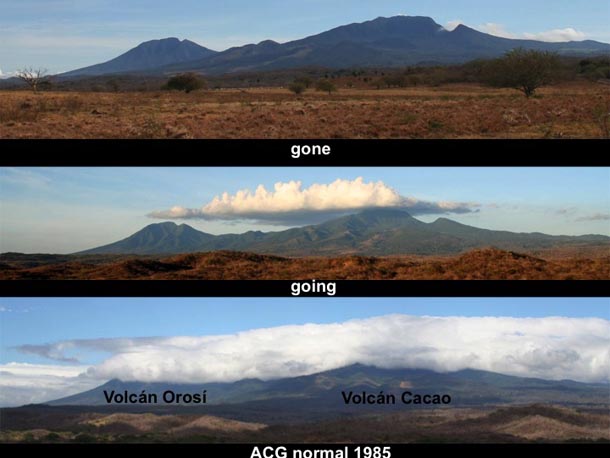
[1,297,608,444]
[1,166,608,282]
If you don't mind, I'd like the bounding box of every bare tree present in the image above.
[16,67,48,93]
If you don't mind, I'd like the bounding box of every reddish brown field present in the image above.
[1,248,608,280]
[1,82,609,138]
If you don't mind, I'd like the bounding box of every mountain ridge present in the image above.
[47,364,610,409]
[62,15,610,77]
[62,38,217,77]
[77,209,610,256]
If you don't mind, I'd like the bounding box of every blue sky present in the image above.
[0,167,608,253]
[1,297,608,365]
[1,0,609,74]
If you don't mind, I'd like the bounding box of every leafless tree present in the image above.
[16,67,48,93]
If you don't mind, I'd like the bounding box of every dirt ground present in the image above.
[1,83,608,138]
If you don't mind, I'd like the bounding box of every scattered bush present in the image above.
[294,76,313,88]
[44,432,61,442]
[73,433,96,443]
[288,82,306,95]
[315,79,337,94]
[483,48,561,97]
[382,75,408,88]
[593,100,610,138]
[578,58,610,81]
[106,79,120,92]
[163,73,206,93]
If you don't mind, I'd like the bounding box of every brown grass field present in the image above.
[1,404,608,443]
[1,82,609,138]
[1,248,608,280]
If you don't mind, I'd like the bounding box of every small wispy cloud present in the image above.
[477,23,515,39]
[576,213,610,222]
[475,23,588,42]
[0,167,52,189]
[445,20,463,31]
[555,207,577,215]
[523,28,587,42]
[16,337,164,363]
[148,178,480,225]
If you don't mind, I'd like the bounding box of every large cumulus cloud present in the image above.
[148,178,479,225]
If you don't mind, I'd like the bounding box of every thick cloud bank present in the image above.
[86,315,610,384]
[6,314,607,407]
[148,178,478,224]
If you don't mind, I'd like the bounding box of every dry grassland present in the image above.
[1,83,608,138]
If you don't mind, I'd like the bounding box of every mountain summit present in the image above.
[78,209,609,256]
[62,38,217,76]
[62,16,610,76]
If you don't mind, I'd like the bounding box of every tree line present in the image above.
[12,49,610,98]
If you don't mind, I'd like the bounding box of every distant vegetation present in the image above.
[2,55,609,94]
[288,81,306,95]
[163,73,207,93]
[481,49,561,97]
[315,79,337,94]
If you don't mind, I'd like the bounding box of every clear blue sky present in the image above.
[1,0,609,74]
[1,167,609,253]
[1,297,608,365]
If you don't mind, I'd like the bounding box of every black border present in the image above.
[4,280,608,297]
[0,443,607,453]
[1,139,609,166]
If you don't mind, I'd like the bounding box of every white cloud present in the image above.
[445,20,463,31]
[523,28,587,42]
[475,23,588,42]
[10,315,608,403]
[89,315,610,384]
[477,23,516,39]
[0,363,96,407]
[148,178,479,224]
[0,68,18,80]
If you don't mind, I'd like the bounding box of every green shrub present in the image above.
[483,48,560,97]
[163,73,206,93]
[288,82,306,95]
[315,79,337,94]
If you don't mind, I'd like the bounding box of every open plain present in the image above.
[1,83,609,139]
